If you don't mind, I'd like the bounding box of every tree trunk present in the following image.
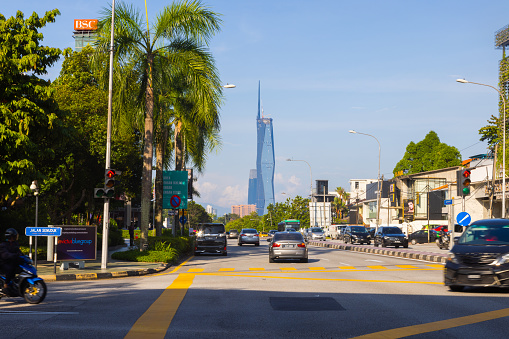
[154,125,167,237]
[140,55,154,250]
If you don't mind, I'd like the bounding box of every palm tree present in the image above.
[94,0,222,247]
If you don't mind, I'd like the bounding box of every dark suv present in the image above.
[374,226,408,248]
[343,225,371,245]
[194,223,227,256]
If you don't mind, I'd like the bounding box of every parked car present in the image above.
[445,218,509,291]
[343,225,371,245]
[337,226,348,242]
[269,231,308,263]
[408,230,438,244]
[266,229,278,242]
[433,225,448,233]
[306,227,326,241]
[228,229,239,239]
[374,226,408,248]
[238,228,260,246]
[194,223,227,256]
[330,225,347,240]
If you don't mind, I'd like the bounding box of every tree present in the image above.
[0,9,63,206]
[94,1,222,246]
[264,195,310,230]
[393,131,461,176]
[187,201,212,229]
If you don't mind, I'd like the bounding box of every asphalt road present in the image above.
[2,238,509,338]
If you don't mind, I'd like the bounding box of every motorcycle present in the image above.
[0,255,47,304]
[436,232,450,250]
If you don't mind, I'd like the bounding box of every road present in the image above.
[2,238,509,338]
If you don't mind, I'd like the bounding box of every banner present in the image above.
[56,225,97,261]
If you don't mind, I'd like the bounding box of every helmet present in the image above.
[5,228,18,241]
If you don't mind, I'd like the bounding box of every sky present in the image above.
[4,0,509,216]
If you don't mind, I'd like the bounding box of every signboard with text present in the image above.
[26,227,62,237]
[74,19,98,31]
[163,171,188,209]
[56,225,97,261]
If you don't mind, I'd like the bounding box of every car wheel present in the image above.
[222,252,227,256]
[238,243,242,246]
[374,241,379,247]
[403,243,408,248]
[269,257,275,263]
[300,257,308,263]
[411,239,416,245]
[194,252,199,256]
[381,240,386,247]
[449,285,464,292]
[367,241,371,245]
[395,245,399,248]
[255,243,260,246]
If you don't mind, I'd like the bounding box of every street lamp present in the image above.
[456,79,507,218]
[286,158,314,226]
[30,180,39,269]
[349,130,381,230]
[223,83,236,88]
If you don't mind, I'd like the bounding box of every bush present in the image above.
[111,249,177,263]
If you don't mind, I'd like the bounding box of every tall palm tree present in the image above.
[94,0,222,247]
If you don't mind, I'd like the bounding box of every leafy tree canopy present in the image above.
[393,131,461,176]
[187,201,212,229]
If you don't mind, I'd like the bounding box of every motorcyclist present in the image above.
[0,228,22,294]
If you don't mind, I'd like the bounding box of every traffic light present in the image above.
[94,188,106,198]
[104,169,116,198]
[456,169,471,196]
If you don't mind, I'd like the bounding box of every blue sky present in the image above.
[4,1,509,215]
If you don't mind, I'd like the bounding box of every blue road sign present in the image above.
[180,216,187,225]
[25,227,62,237]
[444,199,452,205]
[456,212,471,226]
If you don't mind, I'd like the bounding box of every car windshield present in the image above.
[196,224,224,234]
[351,226,367,232]
[384,227,403,234]
[242,229,257,233]
[458,224,509,245]
[310,227,322,232]
[274,233,304,241]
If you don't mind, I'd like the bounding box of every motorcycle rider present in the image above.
[438,228,449,248]
[0,228,22,294]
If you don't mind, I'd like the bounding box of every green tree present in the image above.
[393,131,461,176]
[264,195,310,230]
[187,201,212,229]
[0,9,63,206]
[94,1,222,246]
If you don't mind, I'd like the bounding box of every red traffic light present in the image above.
[462,170,471,178]
[106,170,116,178]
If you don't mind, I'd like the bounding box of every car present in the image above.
[433,225,448,233]
[268,231,308,263]
[194,223,227,256]
[228,229,239,239]
[266,229,278,242]
[306,227,326,241]
[238,228,260,246]
[445,218,509,292]
[408,229,438,244]
[373,226,408,248]
[343,225,371,245]
[330,225,347,240]
[260,231,268,237]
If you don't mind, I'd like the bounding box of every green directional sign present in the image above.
[163,171,188,209]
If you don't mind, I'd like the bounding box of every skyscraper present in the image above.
[248,169,257,205]
[255,82,275,215]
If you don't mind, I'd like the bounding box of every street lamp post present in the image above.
[286,159,313,226]
[30,180,39,269]
[349,130,381,230]
[457,79,507,218]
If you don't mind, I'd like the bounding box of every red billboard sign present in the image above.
[74,19,98,31]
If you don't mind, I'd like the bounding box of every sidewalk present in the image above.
[309,240,449,263]
[36,242,172,282]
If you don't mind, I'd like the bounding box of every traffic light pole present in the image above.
[101,0,116,270]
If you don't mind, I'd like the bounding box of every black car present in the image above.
[374,226,408,248]
[343,225,371,245]
[445,218,509,291]
[194,223,227,256]
[408,229,438,244]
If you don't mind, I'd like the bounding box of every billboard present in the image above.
[403,199,415,221]
[57,225,97,261]
[74,19,98,31]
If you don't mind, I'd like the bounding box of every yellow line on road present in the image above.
[309,267,325,270]
[124,273,195,339]
[280,267,297,270]
[352,307,509,338]
[367,265,387,270]
[249,268,265,271]
[396,265,417,269]
[218,268,235,271]
[187,268,204,272]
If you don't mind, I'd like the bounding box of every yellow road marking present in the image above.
[249,268,265,271]
[426,264,443,268]
[124,273,195,339]
[218,268,235,272]
[396,265,417,269]
[280,267,297,270]
[153,257,193,276]
[187,268,204,273]
[352,307,509,338]
[338,266,356,269]
[309,267,325,270]
[367,265,387,270]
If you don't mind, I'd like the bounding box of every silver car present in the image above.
[306,227,326,241]
[238,228,260,246]
[269,232,308,263]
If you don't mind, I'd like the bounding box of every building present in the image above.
[73,19,98,51]
[206,205,216,217]
[248,169,257,205]
[309,180,335,228]
[231,204,257,218]
[254,82,275,215]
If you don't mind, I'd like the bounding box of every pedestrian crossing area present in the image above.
[184,264,443,273]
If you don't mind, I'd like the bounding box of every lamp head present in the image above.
[223,83,236,88]
[349,130,357,134]
[456,79,468,83]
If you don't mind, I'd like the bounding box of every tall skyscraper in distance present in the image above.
[255,82,275,215]
[248,169,257,205]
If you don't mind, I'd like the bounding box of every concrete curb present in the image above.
[39,263,172,282]
[309,241,448,264]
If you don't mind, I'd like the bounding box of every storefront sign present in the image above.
[74,19,98,31]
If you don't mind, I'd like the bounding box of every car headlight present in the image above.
[447,252,460,264]
[491,253,509,266]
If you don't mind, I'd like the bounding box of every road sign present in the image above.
[170,195,181,208]
[444,199,452,205]
[163,171,188,209]
[456,212,471,226]
[180,216,187,224]
[25,227,62,237]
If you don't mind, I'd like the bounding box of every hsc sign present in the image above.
[74,19,98,31]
